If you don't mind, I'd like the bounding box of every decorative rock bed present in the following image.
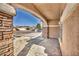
[13,36,30,55]
[27,44,47,56]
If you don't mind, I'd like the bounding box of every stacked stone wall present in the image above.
[0,14,13,56]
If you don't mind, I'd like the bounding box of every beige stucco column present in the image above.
[41,20,48,39]
[42,27,48,39]
[59,4,79,55]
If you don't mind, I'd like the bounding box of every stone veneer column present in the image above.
[0,15,14,56]
[0,4,16,56]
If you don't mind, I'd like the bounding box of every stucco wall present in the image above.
[49,27,59,39]
[60,5,79,55]
[48,20,59,39]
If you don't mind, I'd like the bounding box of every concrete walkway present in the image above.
[14,31,42,39]
[17,36,62,56]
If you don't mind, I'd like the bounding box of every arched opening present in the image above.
[11,3,48,39]
[12,5,61,56]
[0,3,62,56]
[11,3,48,27]
[13,8,45,37]
[13,8,47,55]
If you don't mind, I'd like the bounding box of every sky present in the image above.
[13,8,42,27]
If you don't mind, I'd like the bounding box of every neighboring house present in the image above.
[14,26,36,31]
[18,28,26,31]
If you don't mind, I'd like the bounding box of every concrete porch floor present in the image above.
[17,36,62,56]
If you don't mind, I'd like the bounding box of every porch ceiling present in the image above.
[11,3,66,21]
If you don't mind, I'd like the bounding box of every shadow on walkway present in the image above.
[17,36,43,56]
[17,36,62,56]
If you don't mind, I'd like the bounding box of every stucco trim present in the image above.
[0,4,16,16]
[47,25,59,27]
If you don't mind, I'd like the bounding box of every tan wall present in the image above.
[48,20,59,39]
[60,5,79,55]
[49,27,59,39]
